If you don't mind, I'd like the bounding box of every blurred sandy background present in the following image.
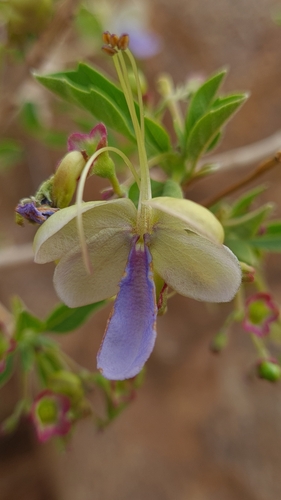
[1,0,281,499]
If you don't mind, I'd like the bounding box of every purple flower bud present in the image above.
[31,390,71,442]
[15,201,58,225]
[243,292,279,337]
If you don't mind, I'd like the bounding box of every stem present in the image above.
[125,49,145,141]
[202,152,281,208]
[251,334,269,359]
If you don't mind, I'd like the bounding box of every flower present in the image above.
[31,390,71,442]
[243,292,279,337]
[31,33,242,380]
[33,195,241,380]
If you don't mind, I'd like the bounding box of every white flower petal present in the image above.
[144,196,224,243]
[54,228,133,306]
[150,227,241,302]
[34,198,137,263]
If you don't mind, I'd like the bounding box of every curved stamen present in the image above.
[76,146,140,274]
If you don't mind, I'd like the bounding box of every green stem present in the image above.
[251,334,269,359]
[125,49,145,141]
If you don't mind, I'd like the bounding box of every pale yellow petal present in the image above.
[54,228,133,306]
[144,197,224,243]
[150,228,241,302]
[34,198,137,263]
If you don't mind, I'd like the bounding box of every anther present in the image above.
[102,45,117,56]
[117,33,130,50]
[102,31,111,44]
[110,33,119,48]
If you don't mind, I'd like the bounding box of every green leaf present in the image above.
[0,353,15,388]
[211,93,248,109]
[184,69,226,140]
[224,236,258,265]
[264,220,281,236]
[248,235,281,252]
[35,63,170,154]
[185,93,248,171]
[20,101,43,133]
[230,185,267,217]
[205,131,222,153]
[45,301,106,334]
[75,6,103,39]
[14,310,44,340]
[18,344,34,372]
[128,179,165,207]
[224,204,273,238]
[0,139,23,171]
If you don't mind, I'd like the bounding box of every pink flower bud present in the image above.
[243,292,279,337]
[31,390,71,442]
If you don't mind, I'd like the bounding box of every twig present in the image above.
[200,130,281,171]
[202,151,281,207]
[0,0,81,133]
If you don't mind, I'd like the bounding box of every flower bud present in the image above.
[31,390,71,442]
[48,370,84,406]
[243,292,279,337]
[52,151,86,208]
[257,359,281,382]
[240,262,255,283]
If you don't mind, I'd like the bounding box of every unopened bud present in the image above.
[48,370,84,406]
[257,359,281,382]
[52,151,86,208]
[31,390,71,442]
[210,330,228,353]
[240,262,255,283]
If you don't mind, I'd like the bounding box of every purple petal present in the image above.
[97,238,157,380]
[15,202,58,225]
[129,30,162,59]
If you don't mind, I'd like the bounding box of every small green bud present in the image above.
[48,370,84,405]
[92,152,116,180]
[128,69,148,96]
[210,330,228,353]
[52,151,86,208]
[257,360,281,382]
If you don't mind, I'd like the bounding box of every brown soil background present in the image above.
[1,1,281,499]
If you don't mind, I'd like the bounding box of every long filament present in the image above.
[76,146,140,274]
